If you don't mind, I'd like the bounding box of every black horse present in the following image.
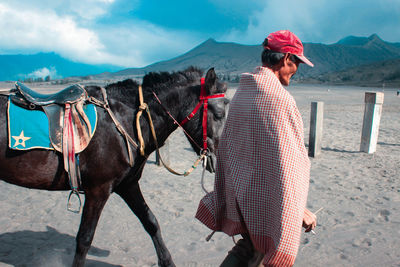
[0,67,229,267]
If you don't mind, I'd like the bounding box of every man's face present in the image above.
[277,54,300,86]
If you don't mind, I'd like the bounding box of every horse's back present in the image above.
[0,95,69,190]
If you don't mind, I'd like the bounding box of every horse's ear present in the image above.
[204,67,217,94]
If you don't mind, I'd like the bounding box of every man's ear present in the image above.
[274,54,288,69]
[283,53,291,64]
[283,53,296,67]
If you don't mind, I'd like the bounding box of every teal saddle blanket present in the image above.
[7,99,97,150]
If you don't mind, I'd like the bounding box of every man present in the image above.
[195,30,317,266]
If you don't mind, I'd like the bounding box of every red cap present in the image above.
[265,30,314,67]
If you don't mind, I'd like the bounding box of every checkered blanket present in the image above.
[196,66,310,266]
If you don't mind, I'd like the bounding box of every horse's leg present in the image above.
[116,182,175,267]
[72,188,111,267]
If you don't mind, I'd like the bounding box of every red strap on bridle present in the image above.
[152,77,225,152]
[180,77,225,150]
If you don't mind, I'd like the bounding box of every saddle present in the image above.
[15,82,87,106]
[10,82,96,211]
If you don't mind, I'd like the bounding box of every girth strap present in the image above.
[63,104,80,189]
[62,103,83,213]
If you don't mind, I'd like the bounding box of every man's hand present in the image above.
[303,208,317,232]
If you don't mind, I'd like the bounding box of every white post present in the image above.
[308,101,324,157]
[360,92,384,153]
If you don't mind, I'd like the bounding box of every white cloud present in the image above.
[0,2,201,67]
[0,0,116,20]
[221,0,322,44]
[0,3,119,65]
[68,0,116,20]
[96,22,202,67]
[98,0,115,3]
[26,67,59,79]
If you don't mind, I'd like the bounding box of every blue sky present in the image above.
[0,0,399,68]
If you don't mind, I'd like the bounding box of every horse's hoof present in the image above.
[159,259,176,267]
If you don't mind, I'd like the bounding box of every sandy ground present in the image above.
[0,82,399,267]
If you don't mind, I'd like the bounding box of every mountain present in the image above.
[105,38,261,78]
[295,34,400,83]
[304,58,400,87]
[0,52,122,81]
[2,34,400,86]
[336,34,400,49]
[98,34,400,86]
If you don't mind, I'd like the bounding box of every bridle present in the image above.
[149,77,225,176]
[179,77,225,151]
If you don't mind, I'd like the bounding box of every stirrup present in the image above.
[67,190,83,213]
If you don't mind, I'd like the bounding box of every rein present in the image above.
[139,78,225,177]
[137,85,204,176]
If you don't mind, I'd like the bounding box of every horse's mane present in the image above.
[105,79,139,94]
[106,66,203,100]
[142,66,203,94]
[103,66,203,103]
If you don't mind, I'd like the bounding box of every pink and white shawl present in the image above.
[196,66,310,266]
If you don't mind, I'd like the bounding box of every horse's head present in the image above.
[185,68,229,173]
[143,66,228,173]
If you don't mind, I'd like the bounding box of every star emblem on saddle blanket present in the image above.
[12,130,32,148]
